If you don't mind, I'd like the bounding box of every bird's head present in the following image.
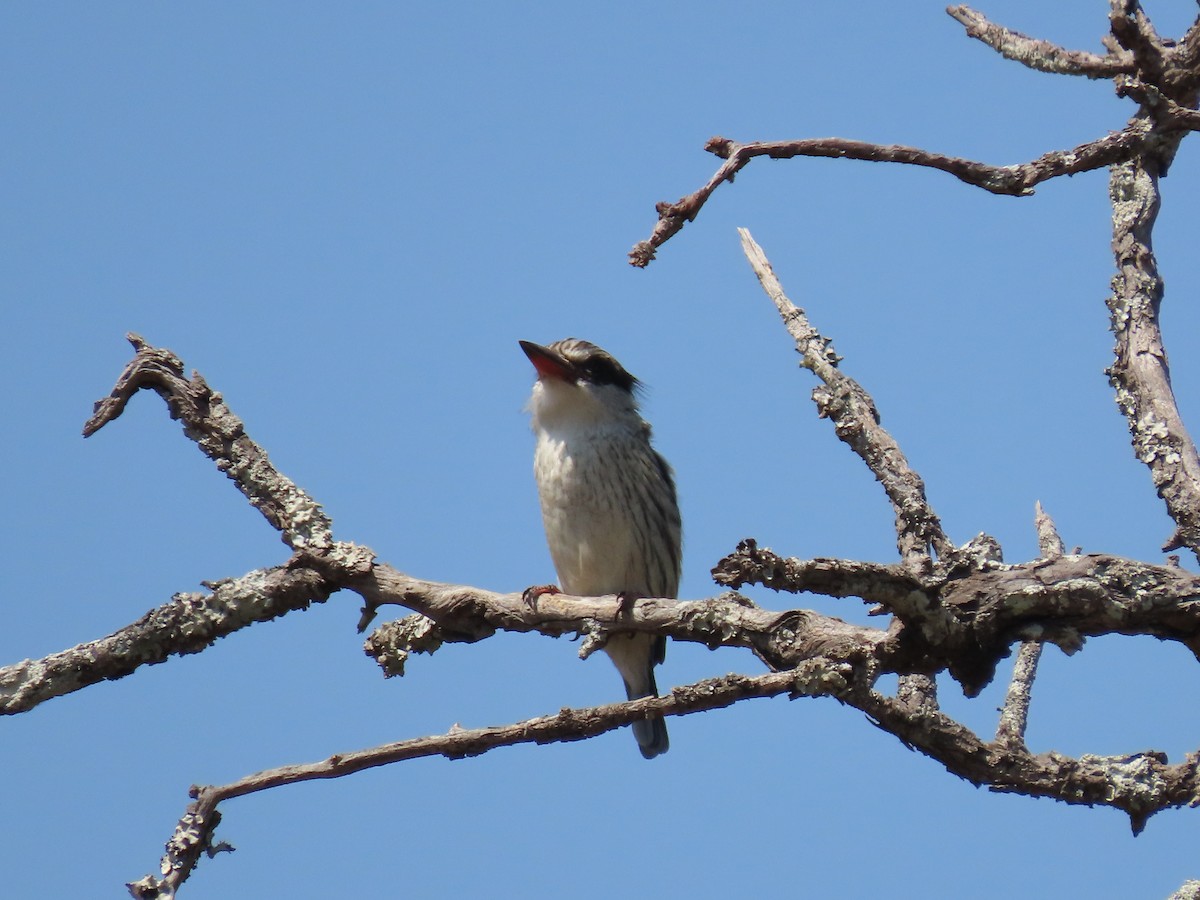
[520,338,642,427]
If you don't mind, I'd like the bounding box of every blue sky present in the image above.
[4,2,1200,897]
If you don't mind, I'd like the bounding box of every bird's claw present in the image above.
[616,591,642,619]
[522,584,560,610]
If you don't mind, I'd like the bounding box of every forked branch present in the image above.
[630,4,1200,268]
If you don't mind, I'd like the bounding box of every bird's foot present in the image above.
[616,591,643,619]
[522,583,560,611]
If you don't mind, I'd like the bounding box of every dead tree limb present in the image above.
[9,3,1200,894]
[738,228,953,568]
[84,333,333,551]
[630,4,1200,269]
[127,669,805,899]
[994,502,1061,749]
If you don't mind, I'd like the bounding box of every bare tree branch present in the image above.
[10,520,1200,726]
[1115,77,1200,132]
[9,1,1200,894]
[994,640,1041,749]
[629,3,1200,268]
[1106,150,1200,556]
[1175,16,1200,94]
[994,503,1061,749]
[948,4,1135,78]
[127,668,807,898]
[627,0,1200,575]
[1034,500,1067,560]
[9,287,1200,897]
[353,558,884,673]
[714,539,1200,694]
[859,684,1200,836]
[130,624,1200,899]
[994,500,1064,747]
[896,673,940,715]
[1094,2,1200,559]
[84,333,334,551]
[629,125,1158,267]
[131,590,1200,899]
[57,336,1200,724]
[0,564,336,715]
[739,228,953,566]
[1109,0,1168,84]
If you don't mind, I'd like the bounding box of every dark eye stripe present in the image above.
[548,338,640,393]
[581,357,635,391]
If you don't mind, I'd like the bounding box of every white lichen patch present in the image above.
[1080,752,1169,802]
[791,659,851,697]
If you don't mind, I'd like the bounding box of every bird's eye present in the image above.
[578,356,636,392]
[579,358,614,385]
[580,361,604,381]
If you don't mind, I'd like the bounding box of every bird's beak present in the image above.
[520,340,576,382]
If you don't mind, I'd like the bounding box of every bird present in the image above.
[520,338,681,759]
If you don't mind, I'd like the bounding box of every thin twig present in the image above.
[995,642,1042,749]
[630,125,1152,266]
[1034,500,1067,559]
[737,228,954,565]
[948,4,1134,78]
[996,502,1062,749]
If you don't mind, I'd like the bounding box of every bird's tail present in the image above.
[631,710,670,759]
[608,633,670,759]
